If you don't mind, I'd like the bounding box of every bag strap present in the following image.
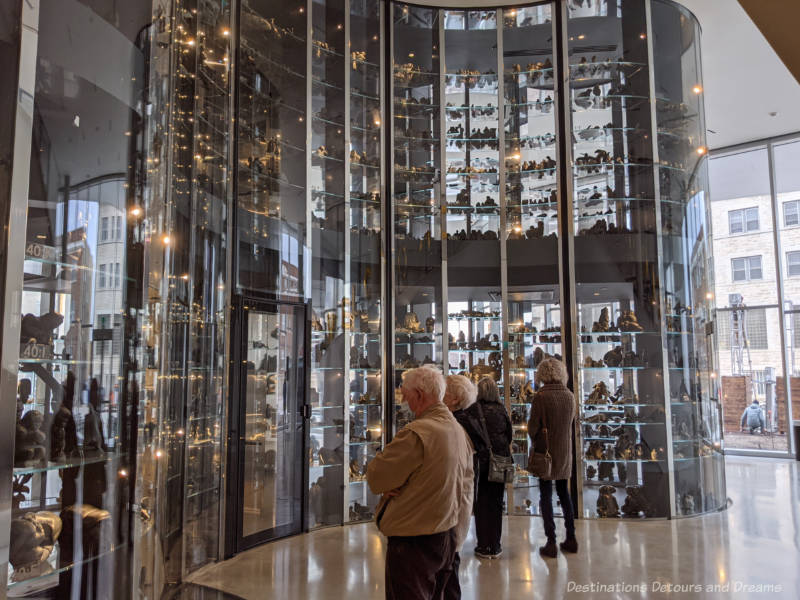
[475,402,494,453]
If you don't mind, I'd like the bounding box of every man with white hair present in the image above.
[367,366,474,600]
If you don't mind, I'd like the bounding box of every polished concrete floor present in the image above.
[190,457,800,599]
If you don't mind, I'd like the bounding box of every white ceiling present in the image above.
[656,0,800,149]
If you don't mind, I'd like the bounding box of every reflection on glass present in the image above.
[237,0,306,297]
[10,0,157,595]
[243,309,303,537]
[654,0,724,513]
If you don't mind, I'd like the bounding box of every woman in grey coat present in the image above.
[528,358,577,558]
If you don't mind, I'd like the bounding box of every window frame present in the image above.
[731,255,763,281]
[787,251,800,277]
[783,199,800,227]
[728,206,759,234]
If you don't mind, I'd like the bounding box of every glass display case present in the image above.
[346,0,384,524]
[567,0,725,518]
[305,0,386,528]
[389,0,725,520]
[501,4,562,517]
[652,0,725,515]
[392,4,444,432]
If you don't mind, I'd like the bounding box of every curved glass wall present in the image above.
[389,0,725,519]
[1,4,730,595]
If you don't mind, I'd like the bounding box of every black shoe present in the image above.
[489,546,503,559]
[474,546,493,559]
[539,541,557,558]
[560,538,579,553]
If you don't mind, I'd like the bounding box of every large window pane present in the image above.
[710,147,787,451]
[775,140,800,435]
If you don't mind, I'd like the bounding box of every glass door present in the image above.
[235,301,307,550]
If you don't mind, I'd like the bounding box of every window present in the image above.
[792,313,800,348]
[114,215,122,240]
[784,200,800,227]
[114,262,121,288]
[746,308,768,349]
[728,207,759,234]
[732,256,763,281]
[98,264,106,288]
[717,308,768,350]
[787,252,800,277]
[101,216,109,241]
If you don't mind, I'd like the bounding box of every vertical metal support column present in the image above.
[645,0,677,518]
[439,10,448,375]
[496,9,513,511]
[218,0,239,559]
[379,0,388,450]
[304,0,313,304]
[767,141,796,457]
[384,2,395,441]
[553,0,580,516]
[0,1,38,590]
[342,0,353,522]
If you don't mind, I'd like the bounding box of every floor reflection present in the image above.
[190,457,800,599]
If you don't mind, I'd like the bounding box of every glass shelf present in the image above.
[13,452,121,476]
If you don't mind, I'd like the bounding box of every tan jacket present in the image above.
[367,403,474,540]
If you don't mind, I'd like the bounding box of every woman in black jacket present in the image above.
[472,377,512,559]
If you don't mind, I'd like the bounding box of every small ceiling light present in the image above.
[639,33,646,39]
[155,449,164,458]
[705,292,714,300]
[578,34,585,40]
[696,146,707,156]
[118,469,128,478]
[130,206,142,217]
[162,234,171,245]
[187,38,195,46]
[408,52,415,58]
[222,28,230,36]
[692,85,702,94]
[182,273,189,281]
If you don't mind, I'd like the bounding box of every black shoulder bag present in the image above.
[476,403,515,484]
